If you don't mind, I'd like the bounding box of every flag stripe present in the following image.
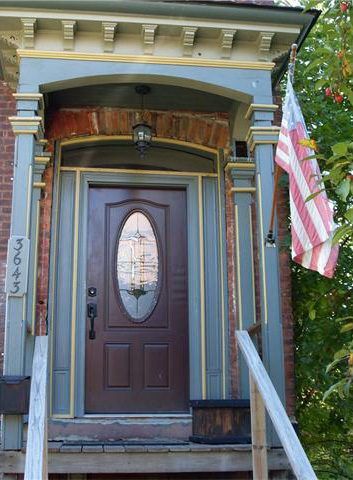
[289,125,333,234]
[274,79,338,278]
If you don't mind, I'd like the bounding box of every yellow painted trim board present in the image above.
[60,135,218,155]
[69,170,80,418]
[60,166,217,178]
[234,204,243,329]
[33,181,46,188]
[49,149,61,418]
[26,165,32,238]
[18,49,275,71]
[225,162,255,171]
[245,103,279,120]
[230,187,256,193]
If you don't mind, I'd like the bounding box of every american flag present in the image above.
[275,79,339,278]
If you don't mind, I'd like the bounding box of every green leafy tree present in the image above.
[276,0,353,477]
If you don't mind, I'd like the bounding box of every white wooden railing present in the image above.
[23,331,315,479]
[24,335,49,480]
[236,330,317,480]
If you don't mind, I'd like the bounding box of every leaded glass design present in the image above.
[116,211,159,321]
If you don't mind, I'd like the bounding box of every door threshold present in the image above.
[82,413,192,419]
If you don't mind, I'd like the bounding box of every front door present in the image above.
[85,186,189,413]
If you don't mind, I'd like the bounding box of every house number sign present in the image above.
[5,236,30,297]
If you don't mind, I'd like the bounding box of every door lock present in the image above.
[87,302,97,340]
[88,287,97,297]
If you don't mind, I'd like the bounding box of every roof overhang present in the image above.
[0,0,319,90]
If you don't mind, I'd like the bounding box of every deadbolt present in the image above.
[88,287,97,297]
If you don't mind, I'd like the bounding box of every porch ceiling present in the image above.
[47,82,234,112]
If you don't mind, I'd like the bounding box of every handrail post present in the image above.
[24,335,49,480]
[250,373,268,480]
[236,330,317,480]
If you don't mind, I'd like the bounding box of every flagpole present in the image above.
[265,43,297,247]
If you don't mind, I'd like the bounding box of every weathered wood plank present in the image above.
[250,373,268,480]
[24,335,49,480]
[0,449,289,474]
[236,331,317,480]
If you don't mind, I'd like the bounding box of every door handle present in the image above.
[87,302,97,340]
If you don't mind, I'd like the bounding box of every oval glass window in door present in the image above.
[116,211,160,322]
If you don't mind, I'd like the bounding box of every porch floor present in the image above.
[0,442,290,476]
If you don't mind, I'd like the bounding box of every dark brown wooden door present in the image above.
[85,187,189,413]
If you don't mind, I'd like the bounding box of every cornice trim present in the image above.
[245,103,279,120]
[9,115,42,135]
[225,162,255,171]
[245,125,280,143]
[13,93,43,101]
[17,49,275,70]
[34,155,51,165]
[230,186,256,193]
[33,181,46,189]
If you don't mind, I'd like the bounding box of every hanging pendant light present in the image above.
[132,85,153,159]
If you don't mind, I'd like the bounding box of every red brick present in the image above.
[0,81,15,372]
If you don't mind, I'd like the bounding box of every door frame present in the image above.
[75,171,202,416]
[49,137,229,418]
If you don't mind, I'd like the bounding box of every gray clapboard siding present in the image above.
[52,172,76,415]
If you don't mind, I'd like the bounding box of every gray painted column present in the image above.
[245,104,285,414]
[227,162,257,398]
[2,93,43,450]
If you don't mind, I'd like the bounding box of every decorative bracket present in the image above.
[34,152,51,190]
[220,29,236,59]
[141,24,157,54]
[62,20,77,51]
[20,18,37,49]
[102,22,118,52]
[0,31,21,90]
[181,27,197,57]
[245,126,280,152]
[258,32,275,54]
[0,31,21,49]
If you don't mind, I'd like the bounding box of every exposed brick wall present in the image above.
[225,171,239,397]
[273,88,295,416]
[45,108,230,150]
[225,166,261,399]
[0,81,15,372]
[36,164,54,335]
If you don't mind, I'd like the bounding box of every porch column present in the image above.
[227,161,256,398]
[2,93,43,450]
[245,104,285,407]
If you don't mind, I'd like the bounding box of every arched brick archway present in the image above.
[46,107,230,150]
